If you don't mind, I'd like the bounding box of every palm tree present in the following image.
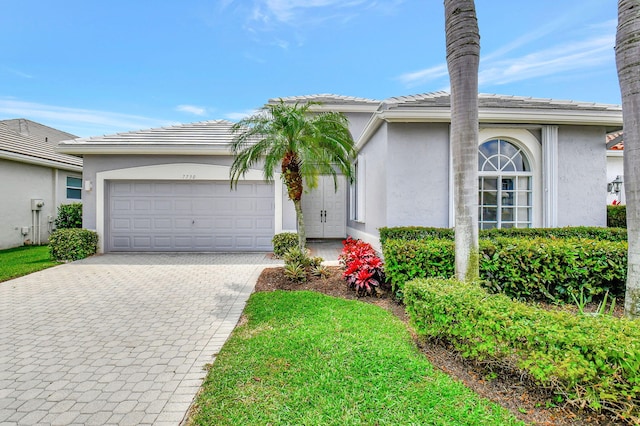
[445,0,481,281]
[229,100,356,251]
[615,0,640,319]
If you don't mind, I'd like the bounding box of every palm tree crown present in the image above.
[229,100,356,250]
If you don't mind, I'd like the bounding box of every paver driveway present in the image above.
[0,253,281,426]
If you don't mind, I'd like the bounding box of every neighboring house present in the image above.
[0,119,82,250]
[606,131,625,205]
[57,92,622,253]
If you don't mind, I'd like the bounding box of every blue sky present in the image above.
[0,0,619,137]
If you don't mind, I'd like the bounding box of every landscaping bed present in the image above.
[255,266,623,425]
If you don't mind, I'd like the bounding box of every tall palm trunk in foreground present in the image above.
[616,0,640,318]
[445,0,480,281]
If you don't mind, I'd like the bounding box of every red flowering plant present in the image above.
[339,236,386,296]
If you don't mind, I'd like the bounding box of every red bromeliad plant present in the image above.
[340,236,386,296]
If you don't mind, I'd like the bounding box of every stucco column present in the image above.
[542,125,559,227]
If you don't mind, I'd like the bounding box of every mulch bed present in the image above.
[254,266,623,425]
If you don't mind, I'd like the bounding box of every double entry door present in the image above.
[301,175,346,238]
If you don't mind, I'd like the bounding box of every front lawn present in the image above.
[188,290,523,426]
[0,245,60,282]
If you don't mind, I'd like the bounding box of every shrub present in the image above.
[608,205,627,228]
[339,237,385,296]
[54,203,82,229]
[382,237,627,302]
[404,278,640,420]
[379,226,627,243]
[49,228,98,261]
[281,246,322,283]
[272,232,300,258]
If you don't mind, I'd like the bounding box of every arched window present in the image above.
[478,139,532,229]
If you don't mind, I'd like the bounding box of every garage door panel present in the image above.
[112,218,131,231]
[108,180,274,252]
[133,218,152,230]
[154,218,172,229]
[154,200,172,211]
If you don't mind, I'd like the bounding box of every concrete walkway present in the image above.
[0,253,281,426]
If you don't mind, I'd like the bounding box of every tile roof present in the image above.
[63,120,238,145]
[0,122,82,168]
[383,92,622,112]
[272,94,381,105]
[607,131,624,150]
[0,118,77,143]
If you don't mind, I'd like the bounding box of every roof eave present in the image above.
[355,107,623,151]
[1,150,83,172]
[56,143,234,156]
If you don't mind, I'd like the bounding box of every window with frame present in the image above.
[66,176,82,200]
[478,139,532,229]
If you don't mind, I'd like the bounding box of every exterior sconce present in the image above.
[608,175,623,202]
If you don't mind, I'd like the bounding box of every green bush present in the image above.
[272,232,300,258]
[379,226,627,244]
[608,205,627,228]
[382,237,627,302]
[379,227,453,245]
[54,203,83,229]
[383,239,454,295]
[404,278,640,420]
[49,228,98,261]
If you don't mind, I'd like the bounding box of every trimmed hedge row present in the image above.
[608,205,627,228]
[378,226,628,244]
[404,278,640,420]
[383,237,627,302]
[49,228,98,261]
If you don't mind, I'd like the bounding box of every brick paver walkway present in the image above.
[0,253,281,426]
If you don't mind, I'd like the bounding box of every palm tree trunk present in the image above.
[616,0,640,318]
[293,199,306,251]
[445,0,480,281]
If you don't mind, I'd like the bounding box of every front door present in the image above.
[302,176,346,238]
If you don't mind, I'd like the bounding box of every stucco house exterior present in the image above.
[57,92,623,253]
[0,119,82,250]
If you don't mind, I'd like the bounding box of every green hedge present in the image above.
[378,226,628,244]
[383,237,627,302]
[49,228,98,261]
[404,278,640,419]
[608,205,627,228]
[54,203,83,229]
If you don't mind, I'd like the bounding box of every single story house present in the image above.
[57,92,622,253]
[0,119,82,250]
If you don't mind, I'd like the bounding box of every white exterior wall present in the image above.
[387,123,450,227]
[346,123,388,250]
[557,126,608,226]
[0,159,81,249]
[344,112,375,142]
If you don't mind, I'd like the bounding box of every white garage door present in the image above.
[107,180,274,252]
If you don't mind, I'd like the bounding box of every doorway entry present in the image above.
[301,175,346,238]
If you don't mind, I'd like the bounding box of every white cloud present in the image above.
[478,34,614,87]
[2,66,34,79]
[397,64,449,87]
[0,98,170,137]
[176,104,207,115]
[396,19,616,92]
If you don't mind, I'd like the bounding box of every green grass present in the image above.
[189,291,524,426]
[0,245,60,282]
